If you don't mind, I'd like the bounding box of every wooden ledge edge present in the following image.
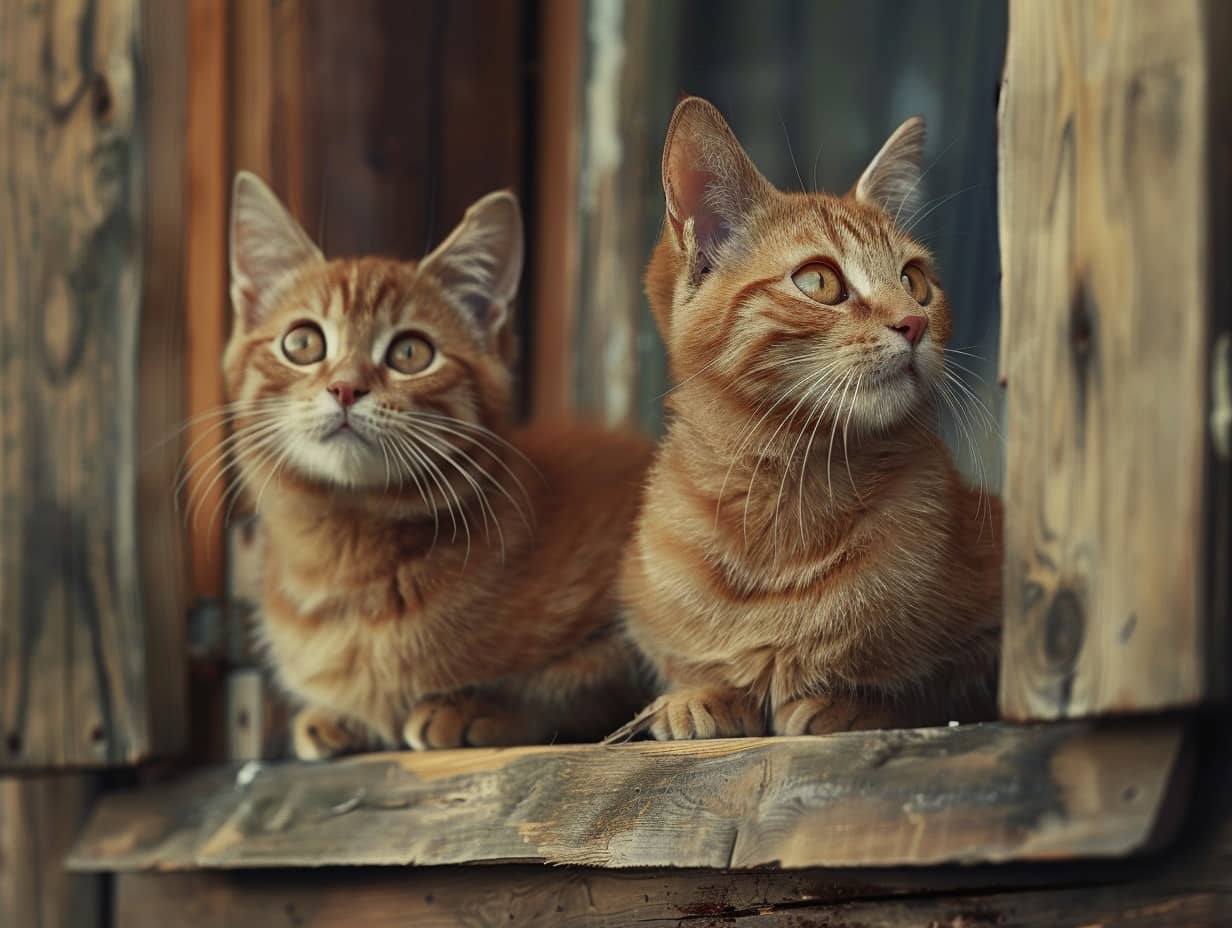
[67,718,1190,872]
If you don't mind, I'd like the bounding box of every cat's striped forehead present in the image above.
[298,257,424,324]
[762,192,933,289]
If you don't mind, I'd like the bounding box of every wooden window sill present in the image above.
[68,719,1188,872]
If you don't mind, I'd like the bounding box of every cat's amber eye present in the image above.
[900,264,931,305]
[281,323,326,365]
[791,261,847,306]
[386,333,435,375]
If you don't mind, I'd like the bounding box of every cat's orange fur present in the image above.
[616,98,1002,741]
[221,174,652,758]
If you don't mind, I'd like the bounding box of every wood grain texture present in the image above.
[184,0,229,599]
[110,865,1232,928]
[0,0,187,768]
[1,776,101,928]
[571,0,677,430]
[998,0,1229,719]
[229,0,525,263]
[68,720,1186,871]
[529,0,582,419]
[139,0,191,768]
[106,774,1232,928]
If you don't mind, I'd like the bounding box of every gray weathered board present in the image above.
[69,720,1185,872]
[0,0,188,767]
[998,0,1232,719]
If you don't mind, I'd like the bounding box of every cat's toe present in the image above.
[649,689,763,740]
[404,699,467,750]
[773,696,896,735]
[292,708,353,761]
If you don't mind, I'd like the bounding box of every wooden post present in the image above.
[998,0,1232,720]
[182,0,230,601]
[0,776,101,928]
[570,0,678,431]
[0,0,188,767]
[531,0,584,420]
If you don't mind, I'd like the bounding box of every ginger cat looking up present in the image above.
[223,174,652,758]
[616,97,1003,741]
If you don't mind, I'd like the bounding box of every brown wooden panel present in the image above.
[0,0,187,767]
[229,0,524,261]
[70,721,1186,871]
[112,866,1232,928]
[184,0,229,600]
[530,0,583,419]
[998,0,1230,719]
[1,776,101,928]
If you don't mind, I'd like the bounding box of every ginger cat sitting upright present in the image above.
[616,97,1003,741]
[222,174,652,758]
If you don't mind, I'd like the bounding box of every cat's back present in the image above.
[513,419,653,530]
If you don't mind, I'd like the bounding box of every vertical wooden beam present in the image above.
[140,0,191,762]
[0,0,186,766]
[998,0,1230,719]
[569,0,678,431]
[184,0,229,600]
[0,776,101,928]
[531,0,583,419]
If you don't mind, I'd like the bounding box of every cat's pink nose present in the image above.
[889,315,928,346]
[327,381,368,408]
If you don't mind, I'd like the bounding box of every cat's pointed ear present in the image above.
[853,116,927,221]
[420,190,522,337]
[662,96,775,271]
[229,171,323,326]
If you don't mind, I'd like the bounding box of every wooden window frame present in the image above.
[57,0,1230,893]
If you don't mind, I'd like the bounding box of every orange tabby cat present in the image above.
[223,173,652,758]
[615,98,1002,741]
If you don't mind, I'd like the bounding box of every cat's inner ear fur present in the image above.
[420,191,523,339]
[853,116,927,223]
[662,97,775,282]
[229,171,323,327]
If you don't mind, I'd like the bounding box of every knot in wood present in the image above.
[1043,589,1085,670]
[91,73,115,124]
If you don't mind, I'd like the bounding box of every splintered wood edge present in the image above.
[67,720,1188,873]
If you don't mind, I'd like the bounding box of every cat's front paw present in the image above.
[772,696,897,736]
[403,695,527,750]
[292,707,366,760]
[642,687,765,741]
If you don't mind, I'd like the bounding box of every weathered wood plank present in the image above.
[998,0,1230,718]
[108,781,1232,927]
[0,0,187,767]
[69,721,1186,871]
[110,866,1232,928]
[571,0,676,430]
[1,776,101,928]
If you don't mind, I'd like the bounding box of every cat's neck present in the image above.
[665,378,946,548]
[248,453,521,569]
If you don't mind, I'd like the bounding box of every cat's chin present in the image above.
[849,376,930,434]
[287,435,392,491]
